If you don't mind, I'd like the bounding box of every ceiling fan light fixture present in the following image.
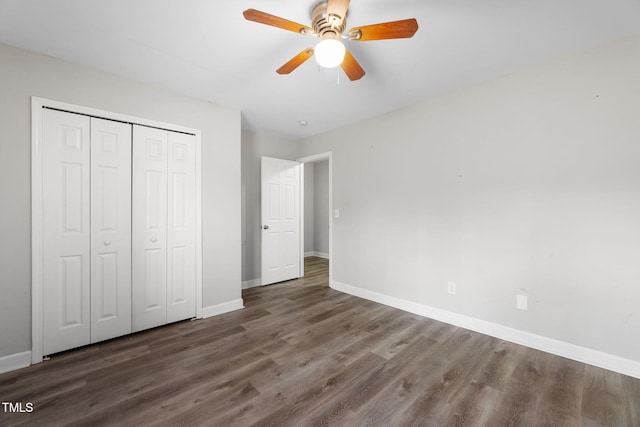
[314,38,346,68]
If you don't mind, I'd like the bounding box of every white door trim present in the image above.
[31,97,203,364]
[297,152,333,284]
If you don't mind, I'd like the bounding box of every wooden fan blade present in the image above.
[341,49,365,81]
[243,9,313,34]
[326,0,350,23]
[277,48,314,74]
[349,18,419,41]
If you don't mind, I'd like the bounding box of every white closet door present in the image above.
[42,109,91,355]
[132,125,168,332]
[166,132,196,322]
[90,118,132,343]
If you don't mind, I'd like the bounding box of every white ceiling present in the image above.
[1,0,639,139]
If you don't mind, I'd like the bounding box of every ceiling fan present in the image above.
[243,0,419,81]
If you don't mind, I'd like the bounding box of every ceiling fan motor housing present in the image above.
[312,2,346,40]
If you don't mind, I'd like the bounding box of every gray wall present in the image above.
[297,32,640,363]
[304,163,315,253]
[0,42,241,358]
[313,160,330,256]
[241,130,300,283]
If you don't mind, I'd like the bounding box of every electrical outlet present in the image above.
[448,281,456,295]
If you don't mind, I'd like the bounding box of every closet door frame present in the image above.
[31,97,203,364]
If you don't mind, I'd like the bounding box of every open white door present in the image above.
[261,157,302,286]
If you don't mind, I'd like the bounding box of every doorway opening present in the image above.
[298,152,333,285]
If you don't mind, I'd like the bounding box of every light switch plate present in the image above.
[516,294,528,310]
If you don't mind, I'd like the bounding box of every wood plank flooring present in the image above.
[1,256,640,426]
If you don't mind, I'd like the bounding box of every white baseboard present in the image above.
[202,299,244,319]
[304,251,329,259]
[0,351,31,374]
[242,279,262,289]
[331,280,640,380]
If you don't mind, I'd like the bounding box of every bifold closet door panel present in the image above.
[132,125,168,332]
[90,118,132,343]
[42,109,91,355]
[166,132,197,323]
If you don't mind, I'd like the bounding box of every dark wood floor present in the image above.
[2,257,640,426]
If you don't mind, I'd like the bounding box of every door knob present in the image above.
[104,240,111,246]
[262,225,269,230]
[150,237,157,242]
